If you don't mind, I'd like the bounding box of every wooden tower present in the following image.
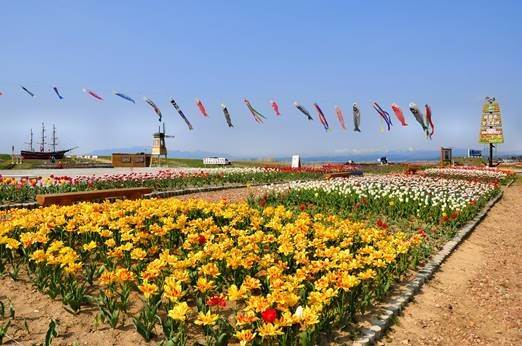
[150,123,174,167]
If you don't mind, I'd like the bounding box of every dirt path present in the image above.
[382,182,522,345]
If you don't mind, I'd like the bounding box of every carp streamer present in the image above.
[53,87,64,100]
[144,97,162,122]
[313,103,329,131]
[409,103,427,132]
[114,92,136,104]
[82,88,103,101]
[270,100,281,116]
[244,99,267,123]
[293,102,313,121]
[425,104,435,138]
[353,103,361,132]
[221,104,234,127]
[195,98,209,117]
[171,98,193,130]
[372,102,393,131]
[335,105,346,130]
[391,103,407,126]
[21,86,35,98]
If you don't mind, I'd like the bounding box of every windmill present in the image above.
[150,122,174,167]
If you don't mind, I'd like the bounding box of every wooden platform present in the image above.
[35,187,153,207]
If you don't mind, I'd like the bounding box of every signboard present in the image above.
[468,149,482,158]
[479,97,504,144]
[203,157,230,165]
[291,155,301,168]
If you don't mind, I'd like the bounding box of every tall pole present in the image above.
[25,129,34,151]
[489,143,494,167]
[52,124,57,152]
[39,122,46,152]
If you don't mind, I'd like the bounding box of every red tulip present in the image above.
[261,308,277,323]
[207,295,227,308]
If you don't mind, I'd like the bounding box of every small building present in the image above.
[440,147,453,165]
[203,157,230,165]
[112,153,151,167]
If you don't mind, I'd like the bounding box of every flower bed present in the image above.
[0,198,424,344]
[421,166,514,184]
[0,168,323,205]
[259,175,499,226]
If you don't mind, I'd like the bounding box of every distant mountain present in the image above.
[293,148,522,163]
[90,147,230,159]
[89,147,521,163]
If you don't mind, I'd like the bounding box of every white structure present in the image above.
[203,157,230,165]
[291,155,301,168]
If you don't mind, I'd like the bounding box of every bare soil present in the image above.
[1,183,520,345]
[175,185,264,203]
[382,182,522,345]
[0,186,264,345]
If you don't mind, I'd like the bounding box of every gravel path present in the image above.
[381,182,522,345]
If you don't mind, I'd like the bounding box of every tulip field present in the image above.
[421,166,514,183]
[0,167,506,344]
[0,167,325,205]
[259,175,500,225]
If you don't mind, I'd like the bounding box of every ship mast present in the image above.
[38,122,46,152]
[51,124,58,152]
[25,129,34,151]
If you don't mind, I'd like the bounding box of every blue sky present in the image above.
[1,0,521,157]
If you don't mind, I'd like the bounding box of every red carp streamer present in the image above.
[313,103,329,131]
[425,104,435,138]
[195,98,208,117]
[82,88,103,101]
[335,105,346,130]
[270,100,281,116]
[391,103,407,126]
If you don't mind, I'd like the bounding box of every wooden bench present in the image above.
[35,187,153,207]
[324,170,363,179]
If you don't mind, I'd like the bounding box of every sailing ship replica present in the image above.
[21,123,76,160]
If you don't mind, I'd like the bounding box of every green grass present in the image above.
[98,156,286,168]
[1,153,289,170]
[452,156,487,166]
[0,154,16,169]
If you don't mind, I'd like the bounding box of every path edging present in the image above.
[0,184,251,211]
[352,190,504,345]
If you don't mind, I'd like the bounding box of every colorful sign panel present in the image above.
[479,97,504,144]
